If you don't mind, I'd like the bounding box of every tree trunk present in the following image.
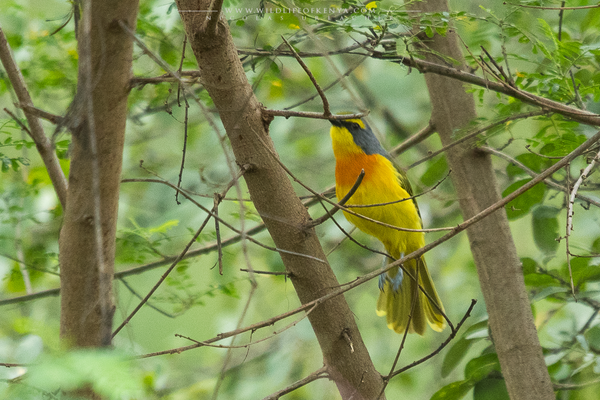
[59,0,139,351]
[407,1,555,399]
[175,2,384,399]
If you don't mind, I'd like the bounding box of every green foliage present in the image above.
[7,350,144,399]
[502,179,546,220]
[1,0,600,399]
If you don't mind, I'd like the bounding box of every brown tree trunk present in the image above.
[59,0,139,352]
[175,2,384,399]
[407,1,555,399]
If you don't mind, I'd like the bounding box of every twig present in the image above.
[409,110,550,169]
[112,211,214,338]
[481,146,600,209]
[346,170,450,208]
[480,46,512,85]
[389,122,436,157]
[281,35,331,117]
[117,277,176,318]
[308,170,364,227]
[263,109,365,120]
[524,144,565,159]
[284,61,366,110]
[18,104,62,124]
[387,299,477,378]
[123,178,327,263]
[558,1,566,41]
[214,194,223,275]
[211,285,257,400]
[503,2,600,10]
[378,262,422,398]
[262,366,329,400]
[140,126,599,359]
[130,71,201,87]
[240,269,288,276]
[0,28,67,208]
[565,147,600,296]
[206,0,225,34]
[175,95,190,205]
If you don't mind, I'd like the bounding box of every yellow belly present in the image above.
[335,153,424,259]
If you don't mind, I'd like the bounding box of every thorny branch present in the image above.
[565,147,600,297]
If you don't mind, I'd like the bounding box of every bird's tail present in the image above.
[376,256,445,335]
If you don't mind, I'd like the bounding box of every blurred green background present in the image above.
[1,0,600,399]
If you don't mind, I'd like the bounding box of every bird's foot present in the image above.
[390,269,404,292]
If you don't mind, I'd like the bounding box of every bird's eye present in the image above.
[351,123,360,130]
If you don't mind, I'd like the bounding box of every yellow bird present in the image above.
[329,118,445,335]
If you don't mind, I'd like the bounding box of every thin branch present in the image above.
[558,1,566,41]
[123,178,327,263]
[378,262,422,398]
[262,366,329,400]
[117,277,176,318]
[18,104,62,124]
[240,269,288,276]
[263,109,366,120]
[130,71,201,87]
[387,299,477,378]
[175,95,189,205]
[308,170,365,227]
[111,210,214,338]
[480,146,600,209]
[281,35,331,117]
[346,170,450,208]
[140,126,598,359]
[381,55,600,127]
[480,46,513,85]
[206,0,225,34]
[503,2,600,10]
[284,61,366,110]
[389,121,436,157]
[0,28,67,208]
[565,147,600,295]
[408,109,551,169]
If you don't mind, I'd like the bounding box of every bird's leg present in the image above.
[378,257,388,291]
[379,254,404,292]
[390,253,405,292]
[390,268,404,292]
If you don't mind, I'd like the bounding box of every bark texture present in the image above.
[176,2,384,398]
[59,0,139,349]
[407,1,555,399]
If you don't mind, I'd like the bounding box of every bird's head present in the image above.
[329,118,386,157]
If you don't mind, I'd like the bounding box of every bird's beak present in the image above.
[329,119,342,127]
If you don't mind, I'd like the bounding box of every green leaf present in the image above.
[502,179,546,220]
[465,353,500,382]
[463,319,489,340]
[506,153,552,178]
[26,349,143,398]
[430,380,474,400]
[561,257,600,286]
[421,156,448,186]
[442,336,475,377]
[592,237,600,253]
[530,286,569,303]
[585,325,600,352]
[473,378,510,400]
[522,257,538,275]
[532,206,559,253]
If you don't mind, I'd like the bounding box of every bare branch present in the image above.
[503,2,600,10]
[262,366,329,400]
[281,35,331,117]
[0,28,67,208]
[481,146,600,209]
[565,147,600,295]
